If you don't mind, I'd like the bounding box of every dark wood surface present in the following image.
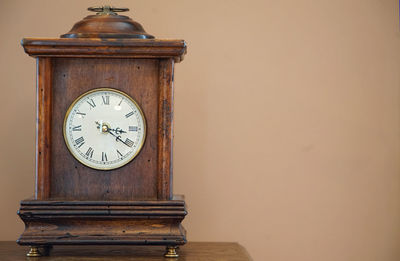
[1,242,252,261]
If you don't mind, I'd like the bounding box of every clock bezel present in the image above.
[62,87,147,171]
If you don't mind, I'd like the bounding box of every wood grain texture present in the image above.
[36,57,53,200]
[20,31,187,249]
[60,12,155,39]
[23,36,186,202]
[1,242,252,261]
[50,58,159,200]
[157,59,174,200]
[17,198,187,247]
[22,38,186,62]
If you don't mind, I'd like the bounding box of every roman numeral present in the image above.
[116,149,123,158]
[87,99,96,108]
[75,137,85,148]
[102,152,108,162]
[72,125,82,131]
[129,126,138,132]
[102,95,110,105]
[125,138,134,147]
[125,111,134,118]
[76,111,86,118]
[85,147,94,158]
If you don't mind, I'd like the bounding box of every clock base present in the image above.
[17,196,187,251]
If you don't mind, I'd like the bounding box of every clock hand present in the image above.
[109,127,127,134]
[95,121,130,147]
[95,121,126,134]
[106,128,131,147]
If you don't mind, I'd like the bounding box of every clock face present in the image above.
[63,88,146,170]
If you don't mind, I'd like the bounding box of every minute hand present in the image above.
[108,127,126,134]
[106,129,131,147]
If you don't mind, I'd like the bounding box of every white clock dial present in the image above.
[63,88,146,170]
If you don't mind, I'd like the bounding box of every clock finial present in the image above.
[88,6,129,16]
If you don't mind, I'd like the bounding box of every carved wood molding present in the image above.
[17,197,187,246]
[22,39,187,62]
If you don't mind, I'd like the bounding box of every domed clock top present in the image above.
[61,6,155,39]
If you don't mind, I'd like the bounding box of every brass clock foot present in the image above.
[164,246,179,258]
[27,246,42,257]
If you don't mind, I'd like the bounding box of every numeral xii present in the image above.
[102,95,110,105]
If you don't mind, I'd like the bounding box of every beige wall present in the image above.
[1,0,399,260]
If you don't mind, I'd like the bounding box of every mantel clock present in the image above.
[17,6,187,258]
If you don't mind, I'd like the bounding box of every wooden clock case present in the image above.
[17,7,187,257]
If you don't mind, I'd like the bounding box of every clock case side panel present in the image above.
[35,57,53,200]
[158,58,175,200]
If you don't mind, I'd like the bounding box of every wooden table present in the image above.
[0,242,252,261]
